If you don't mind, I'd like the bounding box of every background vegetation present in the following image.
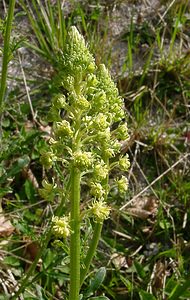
[0,0,190,299]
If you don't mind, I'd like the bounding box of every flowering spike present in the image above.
[39,26,130,300]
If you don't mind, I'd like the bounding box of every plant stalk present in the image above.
[80,222,103,287]
[69,167,81,300]
[0,0,16,114]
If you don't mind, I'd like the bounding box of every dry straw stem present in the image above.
[18,53,36,121]
[120,153,190,211]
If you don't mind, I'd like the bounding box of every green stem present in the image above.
[69,167,81,300]
[0,0,16,114]
[80,222,103,287]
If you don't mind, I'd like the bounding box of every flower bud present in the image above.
[86,74,98,87]
[39,179,58,201]
[111,101,125,122]
[61,75,75,91]
[76,95,90,111]
[87,62,96,73]
[69,26,85,47]
[97,128,111,143]
[92,91,107,111]
[104,140,121,157]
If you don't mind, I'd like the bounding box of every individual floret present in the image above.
[52,216,71,238]
[89,200,111,223]
[73,151,93,171]
[116,176,129,194]
[119,154,131,171]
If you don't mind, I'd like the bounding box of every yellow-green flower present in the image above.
[116,124,129,140]
[73,151,93,171]
[90,182,105,199]
[76,95,90,111]
[116,176,129,194]
[39,179,57,200]
[94,161,109,181]
[97,128,111,143]
[40,151,56,169]
[52,216,71,238]
[89,200,111,223]
[93,113,109,130]
[55,120,73,138]
[119,154,130,171]
[52,94,66,109]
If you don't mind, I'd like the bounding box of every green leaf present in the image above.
[8,155,30,177]
[159,219,171,230]
[88,297,110,300]
[3,256,20,267]
[43,248,55,269]
[24,179,36,202]
[134,260,146,279]
[0,155,30,184]
[139,290,156,300]
[0,187,12,197]
[168,277,190,300]
[156,248,176,259]
[0,296,9,300]
[1,118,10,127]
[84,267,106,298]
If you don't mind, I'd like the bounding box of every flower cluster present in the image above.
[116,176,129,194]
[52,94,66,109]
[72,151,93,171]
[116,124,129,140]
[40,151,56,169]
[39,179,58,201]
[52,216,71,238]
[40,26,130,225]
[89,200,111,223]
[93,161,108,181]
[90,182,105,199]
[54,120,73,138]
[119,154,131,171]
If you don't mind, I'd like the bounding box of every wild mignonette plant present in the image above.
[14,26,130,300]
[43,26,130,300]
